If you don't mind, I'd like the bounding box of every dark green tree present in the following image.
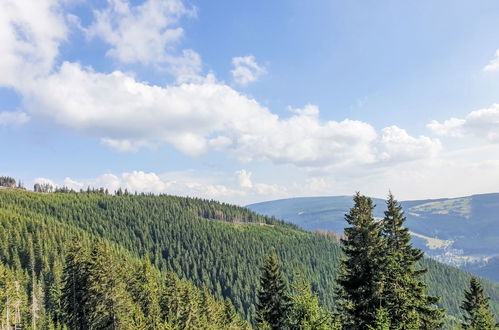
[336,193,386,329]
[256,253,291,330]
[60,241,91,330]
[85,242,137,329]
[460,277,497,329]
[380,193,444,329]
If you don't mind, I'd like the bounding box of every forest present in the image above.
[0,177,498,329]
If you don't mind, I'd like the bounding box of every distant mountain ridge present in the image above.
[247,193,499,282]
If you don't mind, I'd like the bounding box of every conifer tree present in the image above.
[287,276,335,330]
[256,253,291,330]
[61,242,91,330]
[460,277,497,329]
[336,193,385,329]
[85,242,137,329]
[380,193,444,329]
[368,307,391,330]
[130,257,161,329]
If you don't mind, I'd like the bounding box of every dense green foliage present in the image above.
[335,193,445,329]
[288,276,339,329]
[336,194,386,328]
[0,206,248,329]
[256,253,291,329]
[380,194,444,328]
[248,193,499,283]
[0,189,339,322]
[1,189,499,328]
[460,277,497,329]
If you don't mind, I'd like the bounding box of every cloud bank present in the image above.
[428,104,499,142]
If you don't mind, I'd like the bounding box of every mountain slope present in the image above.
[2,189,499,325]
[247,194,499,281]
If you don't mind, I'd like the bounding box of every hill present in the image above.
[2,189,499,327]
[247,194,499,281]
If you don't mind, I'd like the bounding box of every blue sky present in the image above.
[1,0,499,204]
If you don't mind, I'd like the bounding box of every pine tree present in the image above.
[256,253,291,330]
[287,276,334,330]
[460,277,497,329]
[85,242,137,329]
[336,193,385,329]
[368,307,391,330]
[130,257,161,329]
[380,193,444,329]
[61,241,91,330]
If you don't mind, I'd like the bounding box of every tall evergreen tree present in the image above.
[85,242,137,329]
[380,193,444,329]
[460,277,497,329]
[130,257,161,329]
[61,242,91,330]
[256,253,291,330]
[336,193,386,329]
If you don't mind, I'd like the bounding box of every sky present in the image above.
[1,0,499,205]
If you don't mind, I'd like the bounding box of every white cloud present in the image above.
[235,169,253,188]
[0,0,441,184]
[483,49,499,72]
[428,104,499,142]
[253,183,286,196]
[87,0,200,81]
[57,170,248,202]
[0,111,29,126]
[0,0,67,88]
[376,126,441,162]
[231,55,267,86]
[18,62,439,170]
[101,138,154,152]
[34,177,57,187]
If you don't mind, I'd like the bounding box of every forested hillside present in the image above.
[248,194,499,281]
[1,189,499,328]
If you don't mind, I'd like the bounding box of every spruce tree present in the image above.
[460,277,497,329]
[336,193,385,329]
[288,276,334,330]
[256,253,291,330]
[61,241,91,330]
[85,242,137,329]
[130,257,161,329]
[380,193,444,329]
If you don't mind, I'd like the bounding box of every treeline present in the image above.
[0,176,24,189]
[1,188,499,328]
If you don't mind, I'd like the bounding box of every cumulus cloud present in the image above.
[236,169,253,188]
[0,0,67,88]
[0,0,440,175]
[58,170,248,202]
[428,104,499,142]
[18,62,440,169]
[231,55,266,86]
[483,49,499,72]
[101,138,154,152]
[87,0,200,81]
[376,126,441,162]
[34,177,57,187]
[0,111,29,126]
[20,63,439,169]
